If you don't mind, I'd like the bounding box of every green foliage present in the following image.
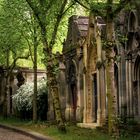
[0,0,45,68]
[0,0,28,65]
[0,0,87,68]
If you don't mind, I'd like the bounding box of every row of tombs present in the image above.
[47,8,140,128]
[0,7,140,128]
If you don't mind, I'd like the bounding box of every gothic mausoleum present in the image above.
[57,2,140,128]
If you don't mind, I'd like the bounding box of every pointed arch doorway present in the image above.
[68,60,77,121]
[133,55,140,118]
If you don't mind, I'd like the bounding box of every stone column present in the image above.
[118,62,122,116]
[96,23,106,126]
[129,59,133,117]
[86,70,93,123]
[138,69,140,117]
[83,41,88,123]
[96,67,106,126]
[125,58,133,118]
[83,73,87,123]
[121,52,127,117]
[76,72,80,121]
[126,60,130,117]
[76,71,84,122]
[100,67,106,125]
[97,70,101,125]
[65,83,73,121]
[96,23,101,125]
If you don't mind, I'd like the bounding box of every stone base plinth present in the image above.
[76,107,83,122]
[47,110,55,120]
[77,123,100,129]
[65,107,73,121]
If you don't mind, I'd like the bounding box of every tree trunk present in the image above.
[25,0,67,131]
[105,1,119,137]
[47,57,66,132]
[33,40,37,122]
[41,25,65,131]
[33,27,38,122]
[106,20,118,137]
[4,49,10,117]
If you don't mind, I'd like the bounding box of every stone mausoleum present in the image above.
[57,2,140,128]
[0,67,46,116]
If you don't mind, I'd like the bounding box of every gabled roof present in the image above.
[74,16,89,37]
[63,15,89,51]
[63,15,105,52]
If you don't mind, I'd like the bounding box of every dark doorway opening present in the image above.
[69,61,77,121]
[71,83,77,121]
[93,73,97,122]
[114,64,119,114]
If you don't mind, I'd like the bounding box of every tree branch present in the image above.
[113,0,132,17]
[62,1,76,16]
[91,7,105,17]
[74,0,90,10]
[8,54,30,77]
[21,31,34,63]
[49,0,68,50]
[25,0,49,53]
[75,1,105,18]
[44,0,55,14]
[85,0,90,5]
[25,0,45,31]
[105,0,113,20]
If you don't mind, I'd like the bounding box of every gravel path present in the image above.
[0,127,35,140]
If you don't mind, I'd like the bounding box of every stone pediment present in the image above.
[63,15,105,54]
[63,16,89,53]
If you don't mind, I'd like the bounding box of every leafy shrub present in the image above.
[12,79,48,120]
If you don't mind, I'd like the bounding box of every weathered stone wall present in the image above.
[59,4,140,126]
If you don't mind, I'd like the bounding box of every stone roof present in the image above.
[63,15,105,53]
[73,16,89,37]
[63,16,89,52]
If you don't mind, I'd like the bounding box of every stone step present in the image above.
[77,123,100,129]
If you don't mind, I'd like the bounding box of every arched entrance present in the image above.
[68,60,77,121]
[92,73,97,122]
[114,63,119,114]
[128,10,138,32]
[133,55,140,117]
